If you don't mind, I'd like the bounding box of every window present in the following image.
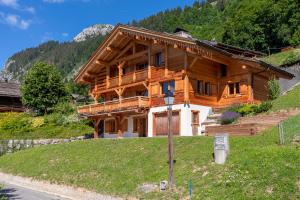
[205,82,211,96]
[196,80,204,95]
[161,80,175,96]
[191,111,199,125]
[228,82,235,95]
[136,62,148,70]
[105,120,116,133]
[136,90,148,96]
[235,82,240,94]
[155,52,163,67]
[228,82,240,95]
[220,64,227,77]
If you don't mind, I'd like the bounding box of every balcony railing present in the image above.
[77,96,149,115]
[107,68,148,88]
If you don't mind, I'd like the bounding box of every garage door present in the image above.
[154,111,180,136]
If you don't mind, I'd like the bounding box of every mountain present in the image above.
[0,24,114,82]
[73,24,114,42]
[1,0,299,83]
[131,0,300,52]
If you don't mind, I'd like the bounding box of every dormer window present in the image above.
[155,52,163,67]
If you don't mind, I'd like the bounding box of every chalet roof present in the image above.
[75,24,294,82]
[0,81,21,97]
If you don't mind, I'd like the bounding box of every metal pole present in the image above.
[168,105,174,189]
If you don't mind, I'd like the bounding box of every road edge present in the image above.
[0,172,122,200]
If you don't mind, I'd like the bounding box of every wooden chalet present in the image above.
[0,81,24,112]
[75,24,293,138]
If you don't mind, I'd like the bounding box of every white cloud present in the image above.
[43,0,65,3]
[0,0,18,8]
[0,0,35,13]
[0,12,31,29]
[62,32,69,37]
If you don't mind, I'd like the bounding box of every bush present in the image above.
[53,101,75,115]
[268,79,280,100]
[219,112,240,125]
[254,101,273,113]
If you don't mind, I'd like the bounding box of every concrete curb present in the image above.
[0,172,122,200]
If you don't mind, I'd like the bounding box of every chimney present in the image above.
[173,27,193,39]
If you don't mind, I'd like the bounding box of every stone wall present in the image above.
[0,135,91,156]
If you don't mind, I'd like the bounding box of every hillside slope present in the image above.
[0,120,299,199]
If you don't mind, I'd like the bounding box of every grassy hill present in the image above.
[0,114,299,199]
[261,48,300,67]
[271,85,300,111]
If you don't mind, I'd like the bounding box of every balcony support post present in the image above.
[93,118,101,139]
[184,52,190,105]
[165,45,168,77]
[106,66,110,89]
[148,45,152,104]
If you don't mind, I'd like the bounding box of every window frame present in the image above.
[227,81,241,96]
[161,80,175,96]
[155,52,163,67]
[191,111,200,126]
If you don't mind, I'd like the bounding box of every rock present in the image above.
[73,24,114,42]
[63,139,71,143]
[138,183,158,193]
[7,140,13,149]
[76,136,85,140]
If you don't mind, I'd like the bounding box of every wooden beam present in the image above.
[106,66,110,89]
[115,42,134,60]
[106,46,120,53]
[95,59,108,66]
[112,50,148,65]
[184,52,190,104]
[165,45,168,77]
[142,82,148,90]
[190,57,198,68]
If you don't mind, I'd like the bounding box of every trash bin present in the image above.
[214,134,229,164]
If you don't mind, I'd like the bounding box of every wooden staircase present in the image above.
[204,109,300,136]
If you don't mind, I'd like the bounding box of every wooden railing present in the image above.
[77,96,149,115]
[107,68,148,88]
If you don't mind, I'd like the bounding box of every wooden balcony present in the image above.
[108,68,148,88]
[77,96,150,116]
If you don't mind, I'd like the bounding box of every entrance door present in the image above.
[154,111,180,136]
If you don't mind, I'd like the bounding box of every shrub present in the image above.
[237,104,255,116]
[268,79,280,100]
[31,117,45,128]
[219,111,240,125]
[53,101,75,115]
[254,101,273,113]
[226,104,243,113]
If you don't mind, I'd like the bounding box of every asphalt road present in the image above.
[0,183,70,200]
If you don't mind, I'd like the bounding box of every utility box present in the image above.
[214,134,229,164]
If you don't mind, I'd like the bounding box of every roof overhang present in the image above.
[74,24,294,83]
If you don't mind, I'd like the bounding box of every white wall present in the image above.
[147,104,212,137]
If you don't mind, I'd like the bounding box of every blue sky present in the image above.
[0,0,195,69]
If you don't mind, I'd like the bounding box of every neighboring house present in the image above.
[75,24,293,138]
[0,81,24,112]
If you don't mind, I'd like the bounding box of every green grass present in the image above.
[0,112,92,140]
[0,115,299,199]
[260,48,300,67]
[271,85,300,112]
